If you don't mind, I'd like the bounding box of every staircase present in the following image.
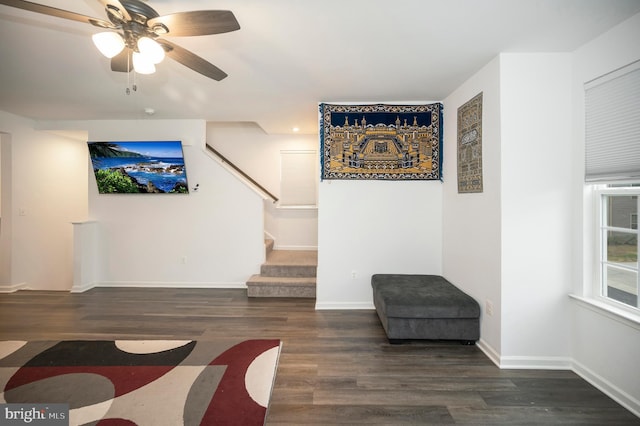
[246,240,317,298]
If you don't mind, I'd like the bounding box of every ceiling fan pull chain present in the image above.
[133,69,137,92]
[126,53,131,95]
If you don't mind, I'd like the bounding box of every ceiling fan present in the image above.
[0,0,240,81]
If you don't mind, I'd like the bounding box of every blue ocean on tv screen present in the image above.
[88,141,188,194]
[92,157,186,192]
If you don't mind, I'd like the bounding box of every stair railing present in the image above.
[205,144,278,203]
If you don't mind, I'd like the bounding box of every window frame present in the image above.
[594,185,640,314]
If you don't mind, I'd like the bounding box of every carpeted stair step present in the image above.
[260,263,316,278]
[246,275,316,298]
[247,247,317,298]
[260,250,317,278]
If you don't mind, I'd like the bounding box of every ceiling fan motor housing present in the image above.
[107,0,165,50]
[119,0,159,24]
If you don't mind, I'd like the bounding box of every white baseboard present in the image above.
[476,339,572,370]
[476,339,500,366]
[71,281,97,293]
[315,301,374,310]
[93,281,247,289]
[572,359,640,418]
[476,340,638,417]
[0,282,26,293]
[499,355,573,370]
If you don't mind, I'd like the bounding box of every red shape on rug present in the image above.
[96,419,137,426]
[201,339,279,425]
[5,366,175,398]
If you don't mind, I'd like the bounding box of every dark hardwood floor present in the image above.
[0,288,638,425]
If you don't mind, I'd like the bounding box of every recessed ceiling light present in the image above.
[292,127,300,132]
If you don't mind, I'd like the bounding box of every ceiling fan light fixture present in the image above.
[137,37,165,64]
[92,32,125,58]
[132,51,156,74]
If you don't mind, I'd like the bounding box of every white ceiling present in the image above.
[1,0,639,134]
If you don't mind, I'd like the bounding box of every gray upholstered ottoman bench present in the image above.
[371,274,480,344]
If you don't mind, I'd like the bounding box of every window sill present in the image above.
[569,294,640,331]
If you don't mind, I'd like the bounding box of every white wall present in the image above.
[1,116,267,291]
[499,53,574,366]
[0,132,12,288]
[444,52,576,369]
[0,111,88,291]
[207,122,318,249]
[316,179,443,309]
[0,134,2,214]
[442,41,639,412]
[264,203,318,250]
[442,56,503,357]
[77,119,265,288]
[570,12,640,415]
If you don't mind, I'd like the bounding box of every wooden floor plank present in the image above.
[0,288,638,425]
[267,404,455,425]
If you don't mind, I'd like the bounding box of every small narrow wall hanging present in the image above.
[319,103,443,180]
[457,93,483,193]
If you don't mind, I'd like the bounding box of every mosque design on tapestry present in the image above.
[320,103,442,180]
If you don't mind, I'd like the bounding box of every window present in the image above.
[585,60,640,314]
[597,186,640,311]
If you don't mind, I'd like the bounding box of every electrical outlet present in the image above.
[485,300,494,316]
[180,256,188,264]
[351,270,357,279]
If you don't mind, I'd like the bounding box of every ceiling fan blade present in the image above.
[110,48,132,72]
[0,0,114,28]
[148,11,239,37]
[158,39,227,81]
[97,0,130,23]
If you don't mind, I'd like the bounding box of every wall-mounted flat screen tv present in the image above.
[88,141,189,194]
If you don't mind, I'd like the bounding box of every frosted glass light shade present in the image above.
[137,37,165,64]
[132,51,156,74]
[92,32,125,58]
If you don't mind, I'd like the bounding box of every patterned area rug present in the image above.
[0,339,281,425]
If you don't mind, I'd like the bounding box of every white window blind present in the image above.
[585,61,640,183]
[280,151,317,206]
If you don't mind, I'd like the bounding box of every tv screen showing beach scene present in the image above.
[88,141,189,194]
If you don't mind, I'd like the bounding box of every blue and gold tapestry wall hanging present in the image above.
[319,103,443,180]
